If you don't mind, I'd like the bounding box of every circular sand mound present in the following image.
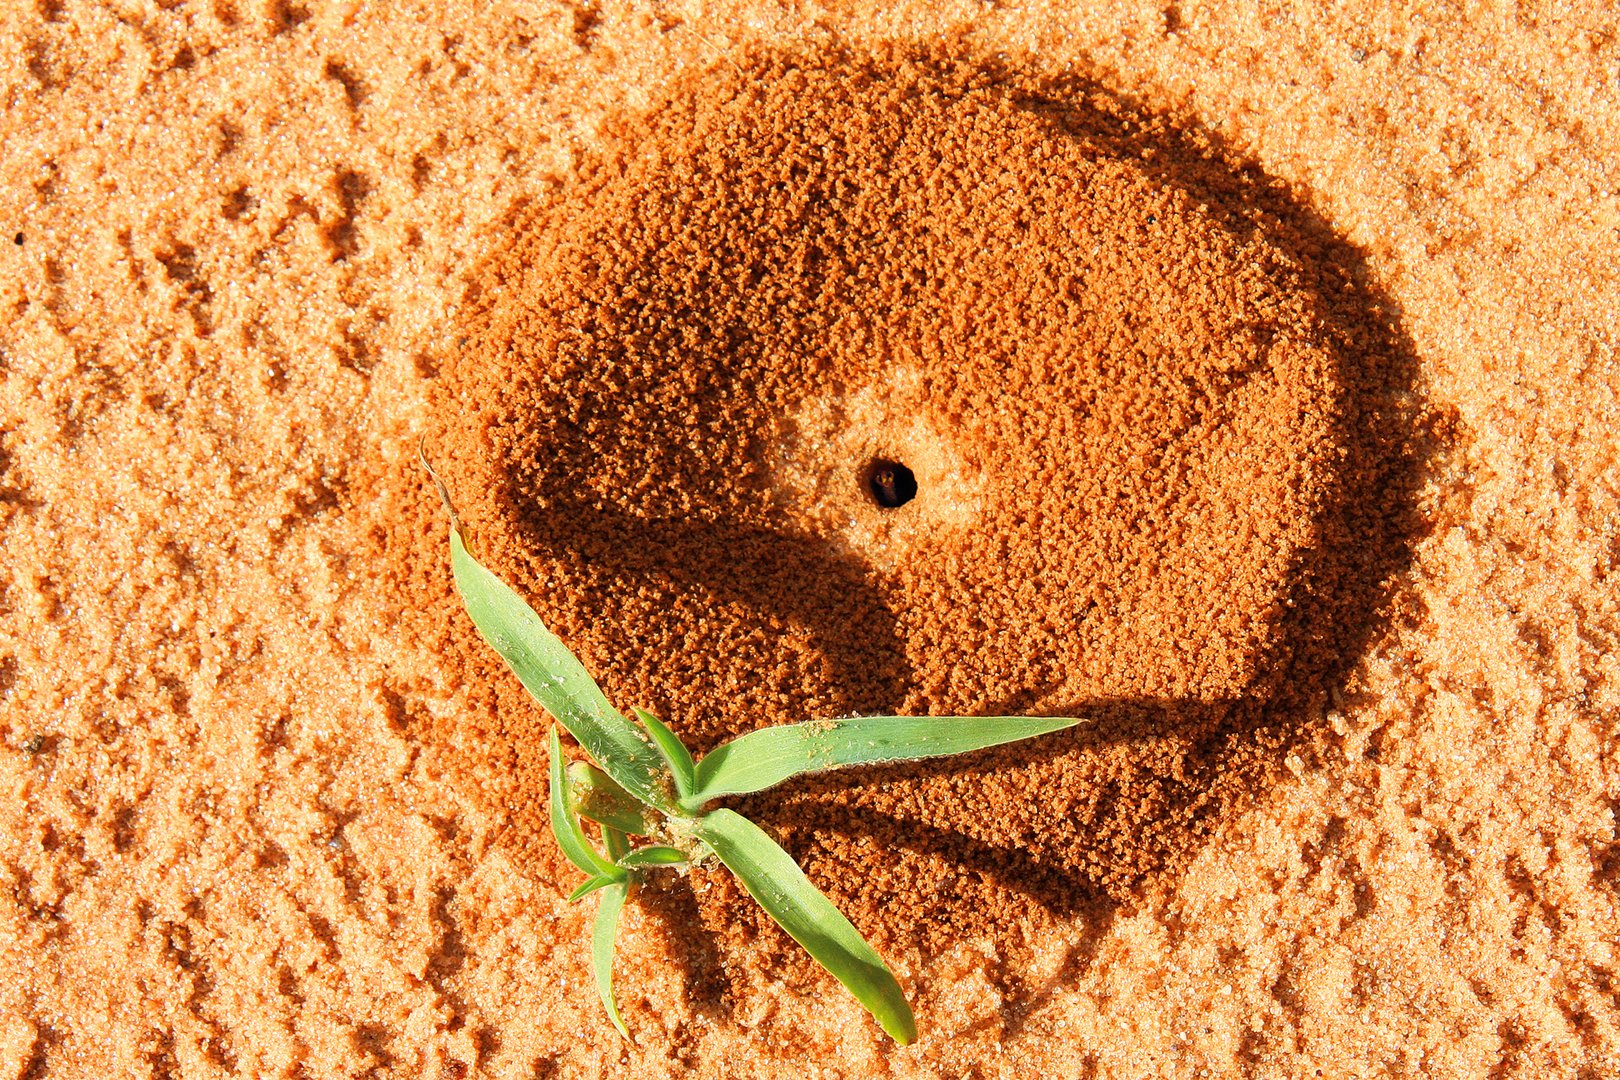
[452,48,1343,714]
[429,44,1411,968]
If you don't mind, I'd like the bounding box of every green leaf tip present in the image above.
[618,845,689,869]
[688,714,1084,804]
[432,480,678,815]
[593,880,632,1040]
[696,809,917,1045]
[634,707,697,804]
[548,728,623,882]
[567,874,621,904]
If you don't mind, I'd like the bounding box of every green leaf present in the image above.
[443,519,675,813]
[633,708,697,804]
[568,874,621,903]
[618,845,689,869]
[603,825,631,864]
[688,715,1083,805]
[569,762,657,836]
[549,729,624,881]
[695,808,916,1045]
[593,880,632,1039]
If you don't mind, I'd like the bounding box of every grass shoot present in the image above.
[424,449,1083,1045]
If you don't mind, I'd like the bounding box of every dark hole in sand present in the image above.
[864,458,916,508]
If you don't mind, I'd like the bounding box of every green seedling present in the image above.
[423,451,1084,1044]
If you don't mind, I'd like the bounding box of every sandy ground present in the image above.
[2,2,1619,1077]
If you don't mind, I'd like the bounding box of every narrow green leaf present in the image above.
[549,729,623,881]
[436,499,673,811]
[569,762,656,836]
[688,715,1084,804]
[695,808,916,1045]
[568,874,620,903]
[593,880,631,1039]
[633,708,697,803]
[618,845,689,869]
[603,825,631,864]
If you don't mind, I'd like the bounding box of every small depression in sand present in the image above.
[400,45,1423,1002]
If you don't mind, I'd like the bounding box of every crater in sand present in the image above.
[425,43,1422,987]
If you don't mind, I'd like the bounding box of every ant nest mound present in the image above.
[441,43,1401,936]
